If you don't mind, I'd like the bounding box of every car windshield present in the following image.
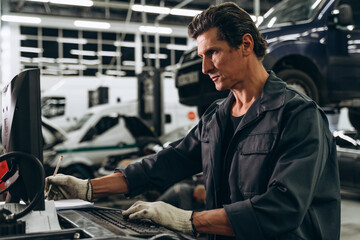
[258,0,326,29]
[67,113,93,132]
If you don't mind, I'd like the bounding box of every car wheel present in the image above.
[63,165,94,179]
[277,69,319,103]
[348,107,360,132]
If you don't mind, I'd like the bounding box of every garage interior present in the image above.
[0,0,359,239]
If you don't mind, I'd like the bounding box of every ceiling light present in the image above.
[144,53,167,59]
[20,57,32,63]
[27,0,49,2]
[56,58,79,64]
[80,59,101,65]
[98,51,121,57]
[113,41,137,48]
[74,20,110,29]
[105,70,126,76]
[70,49,96,56]
[122,61,145,67]
[32,57,56,63]
[27,0,93,6]
[1,15,41,24]
[139,26,172,34]
[132,5,170,15]
[50,0,93,7]
[66,64,87,70]
[170,8,201,17]
[57,37,87,44]
[166,44,190,51]
[20,47,43,53]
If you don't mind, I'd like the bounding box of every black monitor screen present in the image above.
[1,68,44,210]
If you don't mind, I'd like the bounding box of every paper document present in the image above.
[52,199,94,210]
[0,200,61,233]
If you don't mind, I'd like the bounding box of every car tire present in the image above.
[277,69,319,103]
[348,107,360,132]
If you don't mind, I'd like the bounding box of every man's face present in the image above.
[196,27,246,91]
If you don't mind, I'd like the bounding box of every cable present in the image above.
[0,151,45,221]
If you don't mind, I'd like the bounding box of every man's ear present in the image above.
[241,33,254,56]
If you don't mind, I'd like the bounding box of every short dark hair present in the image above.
[188,2,267,59]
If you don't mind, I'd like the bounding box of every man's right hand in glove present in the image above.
[45,174,92,201]
[45,172,130,201]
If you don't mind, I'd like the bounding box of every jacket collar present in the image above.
[216,71,286,128]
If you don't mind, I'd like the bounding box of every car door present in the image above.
[78,115,138,167]
[327,0,360,100]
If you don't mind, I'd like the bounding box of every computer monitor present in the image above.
[1,68,45,211]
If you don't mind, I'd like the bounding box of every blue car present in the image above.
[175,0,360,129]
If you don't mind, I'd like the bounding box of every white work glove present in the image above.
[122,201,193,234]
[45,174,93,201]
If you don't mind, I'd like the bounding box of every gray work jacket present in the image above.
[120,71,341,240]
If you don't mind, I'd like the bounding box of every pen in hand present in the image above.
[45,155,63,198]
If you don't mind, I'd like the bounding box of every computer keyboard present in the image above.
[84,208,171,235]
[57,206,176,239]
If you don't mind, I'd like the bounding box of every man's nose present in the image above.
[202,58,214,75]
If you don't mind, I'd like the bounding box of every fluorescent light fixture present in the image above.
[66,64,87,70]
[20,47,43,53]
[170,8,201,17]
[113,41,136,48]
[122,61,135,66]
[80,59,101,65]
[50,0,93,7]
[98,51,121,57]
[132,4,201,17]
[57,58,79,64]
[132,5,170,15]
[166,44,190,51]
[70,49,96,56]
[122,61,144,66]
[27,0,49,2]
[105,70,126,76]
[144,53,167,59]
[1,15,41,24]
[20,57,32,63]
[139,26,172,34]
[57,37,87,44]
[32,57,56,63]
[74,20,110,29]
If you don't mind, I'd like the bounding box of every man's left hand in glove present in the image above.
[122,201,193,234]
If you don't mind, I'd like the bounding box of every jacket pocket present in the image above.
[237,133,276,154]
[231,133,277,199]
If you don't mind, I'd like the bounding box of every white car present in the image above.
[43,104,160,178]
[97,124,195,176]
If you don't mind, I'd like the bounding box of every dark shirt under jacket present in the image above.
[219,115,243,207]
